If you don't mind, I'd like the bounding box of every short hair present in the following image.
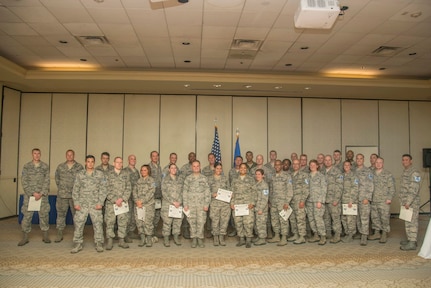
[192,160,201,165]
[150,150,159,157]
[371,153,379,158]
[169,152,177,157]
[255,168,264,175]
[235,155,243,161]
[208,152,215,157]
[86,155,95,161]
[32,148,41,153]
[333,149,341,154]
[402,154,412,160]
[101,152,110,158]
[141,164,151,176]
[113,156,122,162]
[282,158,291,165]
[309,159,318,166]
[168,163,177,169]
[66,149,75,155]
[214,162,222,168]
[246,151,253,155]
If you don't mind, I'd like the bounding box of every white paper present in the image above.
[113,202,129,216]
[28,196,41,211]
[234,204,249,216]
[136,207,145,221]
[155,199,162,209]
[216,188,233,203]
[279,206,293,221]
[399,206,413,222]
[168,205,183,218]
[342,204,358,215]
[183,208,190,218]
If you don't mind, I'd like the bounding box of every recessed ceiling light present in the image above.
[379,67,386,71]
[304,87,311,90]
[274,86,282,90]
[94,0,104,3]
[80,58,87,62]
[285,63,292,67]
[300,46,309,50]
[182,42,190,45]
[184,84,190,88]
[244,85,252,89]
[213,84,221,88]
[409,52,417,56]
[59,40,68,44]
[184,60,191,63]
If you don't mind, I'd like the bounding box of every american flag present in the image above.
[211,126,222,163]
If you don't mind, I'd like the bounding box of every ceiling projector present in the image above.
[294,0,340,29]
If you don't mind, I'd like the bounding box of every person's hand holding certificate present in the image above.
[136,206,145,221]
[279,206,293,221]
[28,196,41,211]
[399,205,413,222]
[114,202,129,216]
[234,204,249,216]
[216,188,233,203]
[342,204,357,215]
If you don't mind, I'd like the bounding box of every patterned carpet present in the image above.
[1,216,430,287]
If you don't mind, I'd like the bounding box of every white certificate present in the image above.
[113,202,129,216]
[234,204,249,216]
[279,206,293,221]
[28,196,41,211]
[168,205,183,218]
[399,206,413,222]
[342,204,358,215]
[155,199,162,209]
[136,206,146,221]
[216,188,233,203]
[183,208,190,218]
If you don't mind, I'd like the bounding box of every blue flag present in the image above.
[233,135,241,167]
[211,126,222,163]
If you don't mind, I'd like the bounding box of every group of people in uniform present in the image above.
[18,147,422,253]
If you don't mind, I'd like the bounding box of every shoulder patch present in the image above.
[263,189,269,196]
[304,179,309,185]
[414,176,421,182]
[354,179,359,185]
[339,175,344,180]
[368,174,373,180]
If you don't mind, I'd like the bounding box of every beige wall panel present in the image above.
[18,93,52,195]
[233,97,267,163]
[124,94,160,167]
[303,99,341,159]
[50,93,87,194]
[378,101,409,213]
[341,100,379,152]
[0,88,20,216]
[268,98,302,161]
[87,94,124,163]
[160,95,196,168]
[196,96,232,166]
[409,101,431,213]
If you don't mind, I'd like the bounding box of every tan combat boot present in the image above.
[18,232,29,246]
[267,234,280,243]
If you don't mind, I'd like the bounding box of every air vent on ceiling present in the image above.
[76,36,110,46]
[231,39,262,51]
[371,46,402,56]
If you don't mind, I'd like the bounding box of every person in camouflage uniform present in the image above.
[341,161,359,243]
[161,164,183,247]
[123,154,140,242]
[368,157,395,243]
[355,154,374,246]
[179,152,196,239]
[288,159,309,244]
[19,148,51,246]
[229,156,243,185]
[333,150,343,172]
[208,163,231,246]
[148,151,162,239]
[245,151,257,172]
[231,163,256,248]
[267,160,293,246]
[253,169,270,246]
[95,152,114,175]
[307,160,328,245]
[134,164,156,247]
[70,155,106,253]
[202,153,216,178]
[321,155,343,244]
[54,149,84,243]
[399,154,422,251]
[104,157,131,250]
[183,160,211,248]
[162,152,179,178]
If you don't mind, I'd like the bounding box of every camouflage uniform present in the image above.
[202,165,215,178]
[161,174,183,237]
[308,171,327,236]
[124,166,140,235]
[321,166,343,236]
[290,171,310,237]
[148,162,162,235]
[179,163,192,181]
[341,171,359,236]
[208,174,231,236]
[255,179,270,239]
[355,166,374,236]
[228,167,240,185]
[72,169,106,244]
[269,172,293,237]
[95,164,114,176]
[399,166,421,242]
[250,166,274,184]
[21,161,50,233]
[55,161,84,231]
[231,175,256,238]
[104,169,131,240]
[371,169,395,233]
[183,173,211,239]
[133,176,156,237]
